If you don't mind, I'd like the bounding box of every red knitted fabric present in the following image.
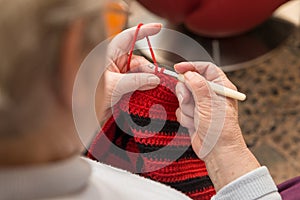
[88,72,216,199]
[87,24,215,199]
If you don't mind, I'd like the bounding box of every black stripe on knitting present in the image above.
[118,112,188,135]
[102,117,197,160]
[177,146,199,160]
[161,176,214,193]
[137,145,199,160]
[102,124,133,162]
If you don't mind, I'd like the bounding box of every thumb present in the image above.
[111,73,160,105]
[119,73,160,93]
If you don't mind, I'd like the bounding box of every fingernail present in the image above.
[174,63,183,74]
[147,23,162,28]
[148,64,155,69]
[148,76,160,85]
[154,23,163,28]
[184,71,195,81]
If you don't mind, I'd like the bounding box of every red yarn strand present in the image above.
[126,23,160,73]
[145,36,159,72]
[126,23,143,72]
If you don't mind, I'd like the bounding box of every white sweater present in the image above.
[0,157,281,200]
[212,166,282,200]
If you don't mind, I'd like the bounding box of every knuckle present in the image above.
[189,76,206,88]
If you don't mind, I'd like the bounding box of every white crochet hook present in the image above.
[149,65,246,101]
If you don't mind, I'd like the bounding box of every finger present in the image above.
[183,71,215,102]
[106,55,154,74]
[183,71,227,158]
[175,62,237,90]
[129,55,154,73]
[175,62,221,79]
[180,101,195,119]
[108,23,162,57]
[176,82,191,104]
[176,108,195,130]
[182,71,215,137]
[174,62,196,74]
[176,82,194,118]
[111,72,160,105]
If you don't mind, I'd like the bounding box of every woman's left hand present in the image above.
[97,23,162,124]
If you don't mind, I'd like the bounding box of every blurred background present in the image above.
[104,0,300,184]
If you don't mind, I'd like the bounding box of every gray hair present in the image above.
[0,0,109,136]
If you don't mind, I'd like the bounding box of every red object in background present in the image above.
[137,0,290,37]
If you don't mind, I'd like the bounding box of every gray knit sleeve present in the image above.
[211,166,282,200]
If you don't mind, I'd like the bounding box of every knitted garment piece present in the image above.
[88,72,216,200]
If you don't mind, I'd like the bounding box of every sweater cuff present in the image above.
[212,166,282,200]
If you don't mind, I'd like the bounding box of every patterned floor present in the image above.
[227,29,300,184]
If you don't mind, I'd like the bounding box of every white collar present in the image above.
[0,156,91,200]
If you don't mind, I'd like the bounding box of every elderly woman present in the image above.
[0,0,282,199]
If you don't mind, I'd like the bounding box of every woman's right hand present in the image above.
[174,62,260,191]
